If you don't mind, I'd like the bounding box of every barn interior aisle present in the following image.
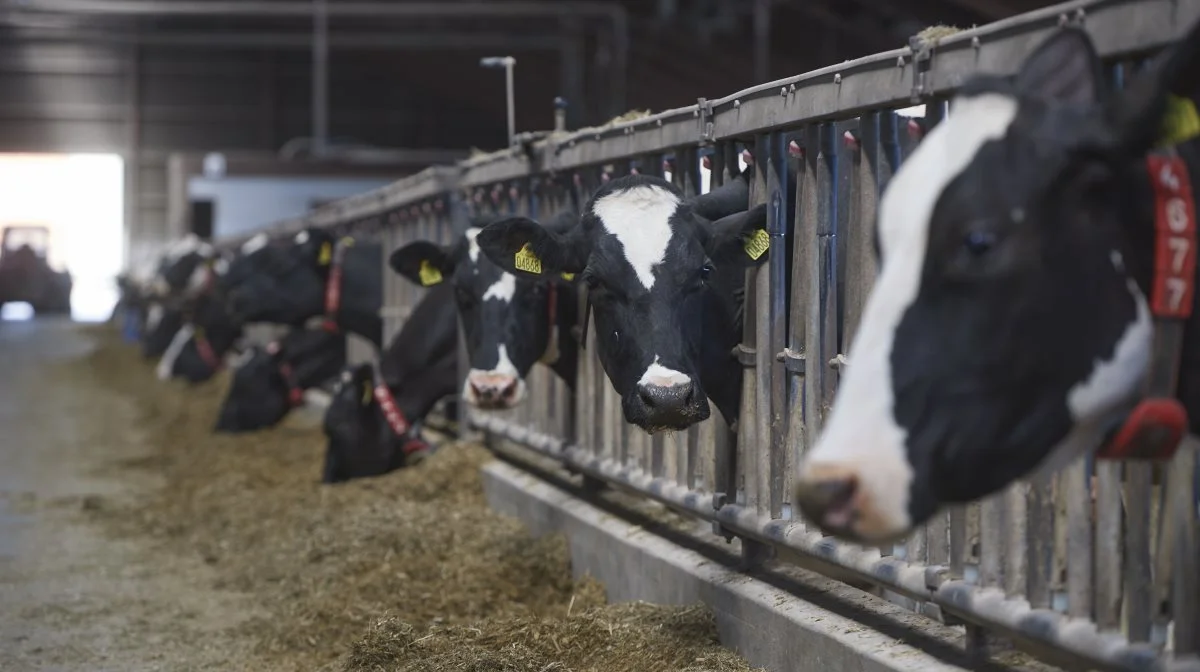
[0,320,755,672]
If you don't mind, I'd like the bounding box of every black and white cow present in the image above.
[214,328,347,432]
[141,301,185,360]
[156,289,244,383]
[387,211,580,410]
[476,170,765,432]
[321,281,460,483]
[223,228,383,346]
[792,21,1200,543]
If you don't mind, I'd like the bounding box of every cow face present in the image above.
[156,272,242,383]
[389,219,574,409]
[222,229,332,326]
[153,235,216,299]
[793,24,1200,543]
[477,175,767,432]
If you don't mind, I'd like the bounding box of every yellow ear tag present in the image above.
[560,272,576,281]
[361,382,373,405]
[418,259,443,287]
[744,229,770,261]
[1160,94,1200,147]
[514,243,543,275]
[317,241,333,266]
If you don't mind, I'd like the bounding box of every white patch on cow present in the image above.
[295,230,310,245]
[797,93,1019,538]
[157,324,195,381]
[241,233,269,256]
[637,356,691,388]
[462,344,526,407]
[465,227,483,264]
[482,272,516,303]
[593,185,680,290]
[213,256,230,276]
[164,234,204,261]
[146,303,165,331]
[1067,279,1152,420]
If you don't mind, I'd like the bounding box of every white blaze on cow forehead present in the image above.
[241,233,270,255]
[638,356,691,388]
[294,230,310,245]
[593,185,680,290]
[482,272,516,303]
[465,227,483,264]
[799,93,1020,532]
[157,324,195,381]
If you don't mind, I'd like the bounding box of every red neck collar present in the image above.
[193,329,222,372]
[1098,151,1196,460]
[322,239,351,333]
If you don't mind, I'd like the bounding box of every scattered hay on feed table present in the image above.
[63,329,759,672]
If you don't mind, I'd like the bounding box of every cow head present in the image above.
[477,175,766,432]
[222,228,334,326]
[321,363,417,484]
[152,234,217,300]
[388,212,578,410]
[156,283,243,383]
[793,23,1200,543]
[215,329,345,432]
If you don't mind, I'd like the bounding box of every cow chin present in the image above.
[621,391,710,434]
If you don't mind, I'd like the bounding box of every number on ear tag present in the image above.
[514,243,543,275]
[744,229,770,261]
[318,242,333,266]
[418,260,443,286]
[561,272,576,281]
[1160,94,1200,148]
[361,382,373,405]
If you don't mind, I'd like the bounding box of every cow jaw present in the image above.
[794,93,1020,543]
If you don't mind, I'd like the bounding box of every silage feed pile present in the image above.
[66,328,759,672]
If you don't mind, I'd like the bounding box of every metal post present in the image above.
[311,0,329,157]
[554,97,568,132]
[504,57,516,147]
[481,56,517,148]
[753,0,770,83]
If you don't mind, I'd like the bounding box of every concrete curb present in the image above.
[482,459,1046,672]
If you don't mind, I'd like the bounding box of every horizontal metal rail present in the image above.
[472,413,1198,672]
[211,0,1199,247]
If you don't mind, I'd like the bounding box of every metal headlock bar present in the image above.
[210,1,1200,670]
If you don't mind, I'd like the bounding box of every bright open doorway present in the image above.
[0,154,125,322]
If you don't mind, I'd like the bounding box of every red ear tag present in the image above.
[1098,398,1188,460]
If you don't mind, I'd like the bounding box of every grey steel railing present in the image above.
[212,1,1200,669]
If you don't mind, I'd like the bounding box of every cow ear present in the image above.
[1014,26,1104,106]
[475,217,586,279]
[702,203,770,268]
[389,241,453,287]
[1100,18,1200,157]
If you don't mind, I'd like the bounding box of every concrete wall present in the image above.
[187,175,394,239]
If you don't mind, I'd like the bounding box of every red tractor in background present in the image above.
[0,225,72,315]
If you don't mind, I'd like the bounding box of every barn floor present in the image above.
[0,320,757,672]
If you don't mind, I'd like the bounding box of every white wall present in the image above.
[188,176,395,239]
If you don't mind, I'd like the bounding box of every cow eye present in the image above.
[962,230,996,257]
[583,273,601,291]
[699,263,714,281]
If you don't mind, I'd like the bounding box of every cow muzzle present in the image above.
[464,370,525,409]
[625,379,708,433]
[792,462,910,543]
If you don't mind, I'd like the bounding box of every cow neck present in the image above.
[370,362,428,457]
[1097,146,1198,460]
[322,239,350,334]
[266,341,307,407]
[539,282,560,364]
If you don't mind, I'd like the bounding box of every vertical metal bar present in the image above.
[311,0,329,157]
[1125,463,1154,640]
[786,129,813,525]
[1169,441,1199,653]
[1064,458,1093,618]
[125,44,141,263]
[1094,462,1124,628]
[744,138,768,515]
[764,131,789,519]
[505,59,517,147]
[1027,471,1056,610]
[1004,482,1029,597]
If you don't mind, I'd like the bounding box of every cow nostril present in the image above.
[795,474,859,528]
[500,379,518,400]
[682,382,698,406]
[638,387,659,410]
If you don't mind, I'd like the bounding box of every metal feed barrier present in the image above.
[216,1,1200,669]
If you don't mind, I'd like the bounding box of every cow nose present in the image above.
[793,472,859,535]
[634,380,702,428]
[467,373,520,408]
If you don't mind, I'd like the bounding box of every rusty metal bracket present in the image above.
[776,347,805,375]
[733,343,757,367]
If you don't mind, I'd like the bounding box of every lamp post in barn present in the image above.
[480,56,516,148]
